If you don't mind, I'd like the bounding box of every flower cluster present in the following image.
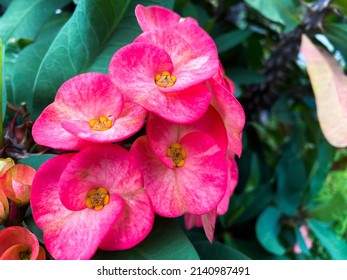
[30,5,245,259]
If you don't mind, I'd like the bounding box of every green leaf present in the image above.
[308,219,347,260]
[307,135,335,200]
[18,154,56,170]
[308,192,347,222]
[324,23,347,63]
[0,0,71,43]
[275,151,307,216]
[12,13,70,107]
[244,0,300,32]
[256,206,286,255]
[215,29,252,54]
[93,217,199,260]
[192,240,251,260]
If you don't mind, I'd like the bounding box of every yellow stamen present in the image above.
[155,71,177,88]
[166,143,186,168]
[89,116,112,131]
[86,187,110,211]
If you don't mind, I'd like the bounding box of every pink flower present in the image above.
[0,226,46,260]
[294,225,313,254]
[0,189,9,224]
[109,23,219,123]
[184,156,239,242]
[32,73,147,150]
[30,144,154,260]
[130,110,228,217]
[135,4,198,32]
[208,77,245,157]
[0,160,36,206]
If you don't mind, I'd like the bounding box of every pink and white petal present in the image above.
[130,136,185,217]
[99,190,154,250]
[109,42,173,99]
[0,226,39,259]
[135,4,181,31]
[58,144,145,211]
[32,103,92,150]
[31,154,74,230]
[43,194,124,260]
[55,73,124,120]
[31,154,125,259]
[143,83,211,124]
[146,106,227,167]
[210,78,245,157]
[135,23,218,88]
[217,155,238,215]
[131,133,227,217]
[201,208,217,243]
[176,132,228,214]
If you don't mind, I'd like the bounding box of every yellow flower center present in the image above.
[19,248,32,260]
[89,116,112,131]
[86,187,110,211]
[166,143,186,167]
[155,71,177,88]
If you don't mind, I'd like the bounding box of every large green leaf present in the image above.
[244,0,300,32]
[192,240,251,260]
[11,13,70,107]
[93,217,199,260]
[0,38,4,148]
[308,219,347,260]
[256,206,286,255]
[0,0,71,43]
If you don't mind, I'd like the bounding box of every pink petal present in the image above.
[209,78,245,157]
[0,226,40,260]
[31,154,124,260]
[32,103,92,150]
[134,23,218,88]
[146,106,227,167]
[217,155,238,215]
[61,100,147,143]
[55,72,124,120]
[99,190,154,250]
[58,144,145,211]
[135,4,180,31]
[131,133,227,217]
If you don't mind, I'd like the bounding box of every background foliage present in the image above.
[0,0,346,260]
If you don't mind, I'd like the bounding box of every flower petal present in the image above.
[209,78,245,157]
[31,154,124,260]
[0,226,40,259]
[131,133,227,217]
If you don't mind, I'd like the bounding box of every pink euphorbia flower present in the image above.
[208,77,245,157]
[109,22,219,123]
[135,4,198,32]
[0,189,9,224]
[294,225,313,254]
[184,156,239,242]
[0,160,36,206]
[30,144,154,260]
[131,110,228,217]
[0,226,45,260]
[32,73,147,150]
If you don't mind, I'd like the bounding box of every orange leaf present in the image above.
[300,34,347,147]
